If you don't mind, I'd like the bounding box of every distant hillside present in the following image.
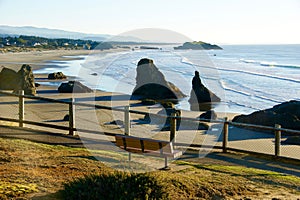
[0,25,113,41]
[0,25,150,43]
[174,41,222,50]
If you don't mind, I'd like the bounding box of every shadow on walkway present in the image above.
[1,125,300,177]
[180,150,300,177]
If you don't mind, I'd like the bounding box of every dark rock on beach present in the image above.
[58,81,93,93]
[199,110,217,120]
[48,72,67,80]
[109,120,124,126]
[142,102,208,131]
[132,58,185,101]
[189,71,220,111]
[283,136,300,145]
[158,103,181,131]
[0,67,18,90]
[232,100,300,131]
[63,114,70,121]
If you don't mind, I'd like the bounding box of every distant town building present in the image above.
[33,42,41,47]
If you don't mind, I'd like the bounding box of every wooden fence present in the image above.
[0,90,300,161]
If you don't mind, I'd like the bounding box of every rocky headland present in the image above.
[174,41,222,50]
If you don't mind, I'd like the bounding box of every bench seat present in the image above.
[115,134,182,168]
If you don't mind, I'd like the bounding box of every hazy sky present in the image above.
[0,0,299,44]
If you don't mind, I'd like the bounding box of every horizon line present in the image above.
[1,24,300,46]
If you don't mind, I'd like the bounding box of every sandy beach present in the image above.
[0,49,94,71]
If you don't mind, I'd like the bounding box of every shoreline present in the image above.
[0,48,239,119]
[0,48,126,71]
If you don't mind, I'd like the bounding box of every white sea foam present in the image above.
[240,58,300,69]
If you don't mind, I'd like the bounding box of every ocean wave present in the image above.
[227,100,260,112]
[196,64,300,84]
[239,59,258,64]
[221,78,286,103]
[240,58,300,69]
[181,57,194,66]
[221,79,283,105]
[222,84,252,97]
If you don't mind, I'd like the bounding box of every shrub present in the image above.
[62,171,168,200]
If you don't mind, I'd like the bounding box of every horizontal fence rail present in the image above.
[0,90,300,161]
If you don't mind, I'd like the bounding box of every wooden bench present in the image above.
[115,134,182,169]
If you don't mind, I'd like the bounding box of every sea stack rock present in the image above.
[132,58,185,101]
[13,64,36,96]
[232,100,300,131]
[189,71,220,111]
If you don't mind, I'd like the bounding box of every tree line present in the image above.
[0,35,113,50]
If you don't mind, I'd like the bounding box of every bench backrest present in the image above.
[115,135,174,155]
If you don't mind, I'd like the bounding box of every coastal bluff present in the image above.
[174,41,222,50]
[132,58,185,101]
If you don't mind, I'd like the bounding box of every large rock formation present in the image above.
[13,64,36,95]
[0,65,36,95]
[48,72,67,80]
[132,58,185,101]
[232,100,300,131]
[58,81,93,93]
[0,67,18,90]
[189,71,220,111]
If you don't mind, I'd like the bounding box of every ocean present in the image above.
[35,44,300,114]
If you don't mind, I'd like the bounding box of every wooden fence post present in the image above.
[275,124,281,157]
[124,106,130,135]
[69,98,75,135]
[222,117,229,153]
[18,90,24,127]
[170,112,176,143]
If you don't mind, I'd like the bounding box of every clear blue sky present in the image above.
[0,0,299,44]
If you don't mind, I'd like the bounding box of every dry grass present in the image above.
[0,138,108,199]
[0,137,299,199]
